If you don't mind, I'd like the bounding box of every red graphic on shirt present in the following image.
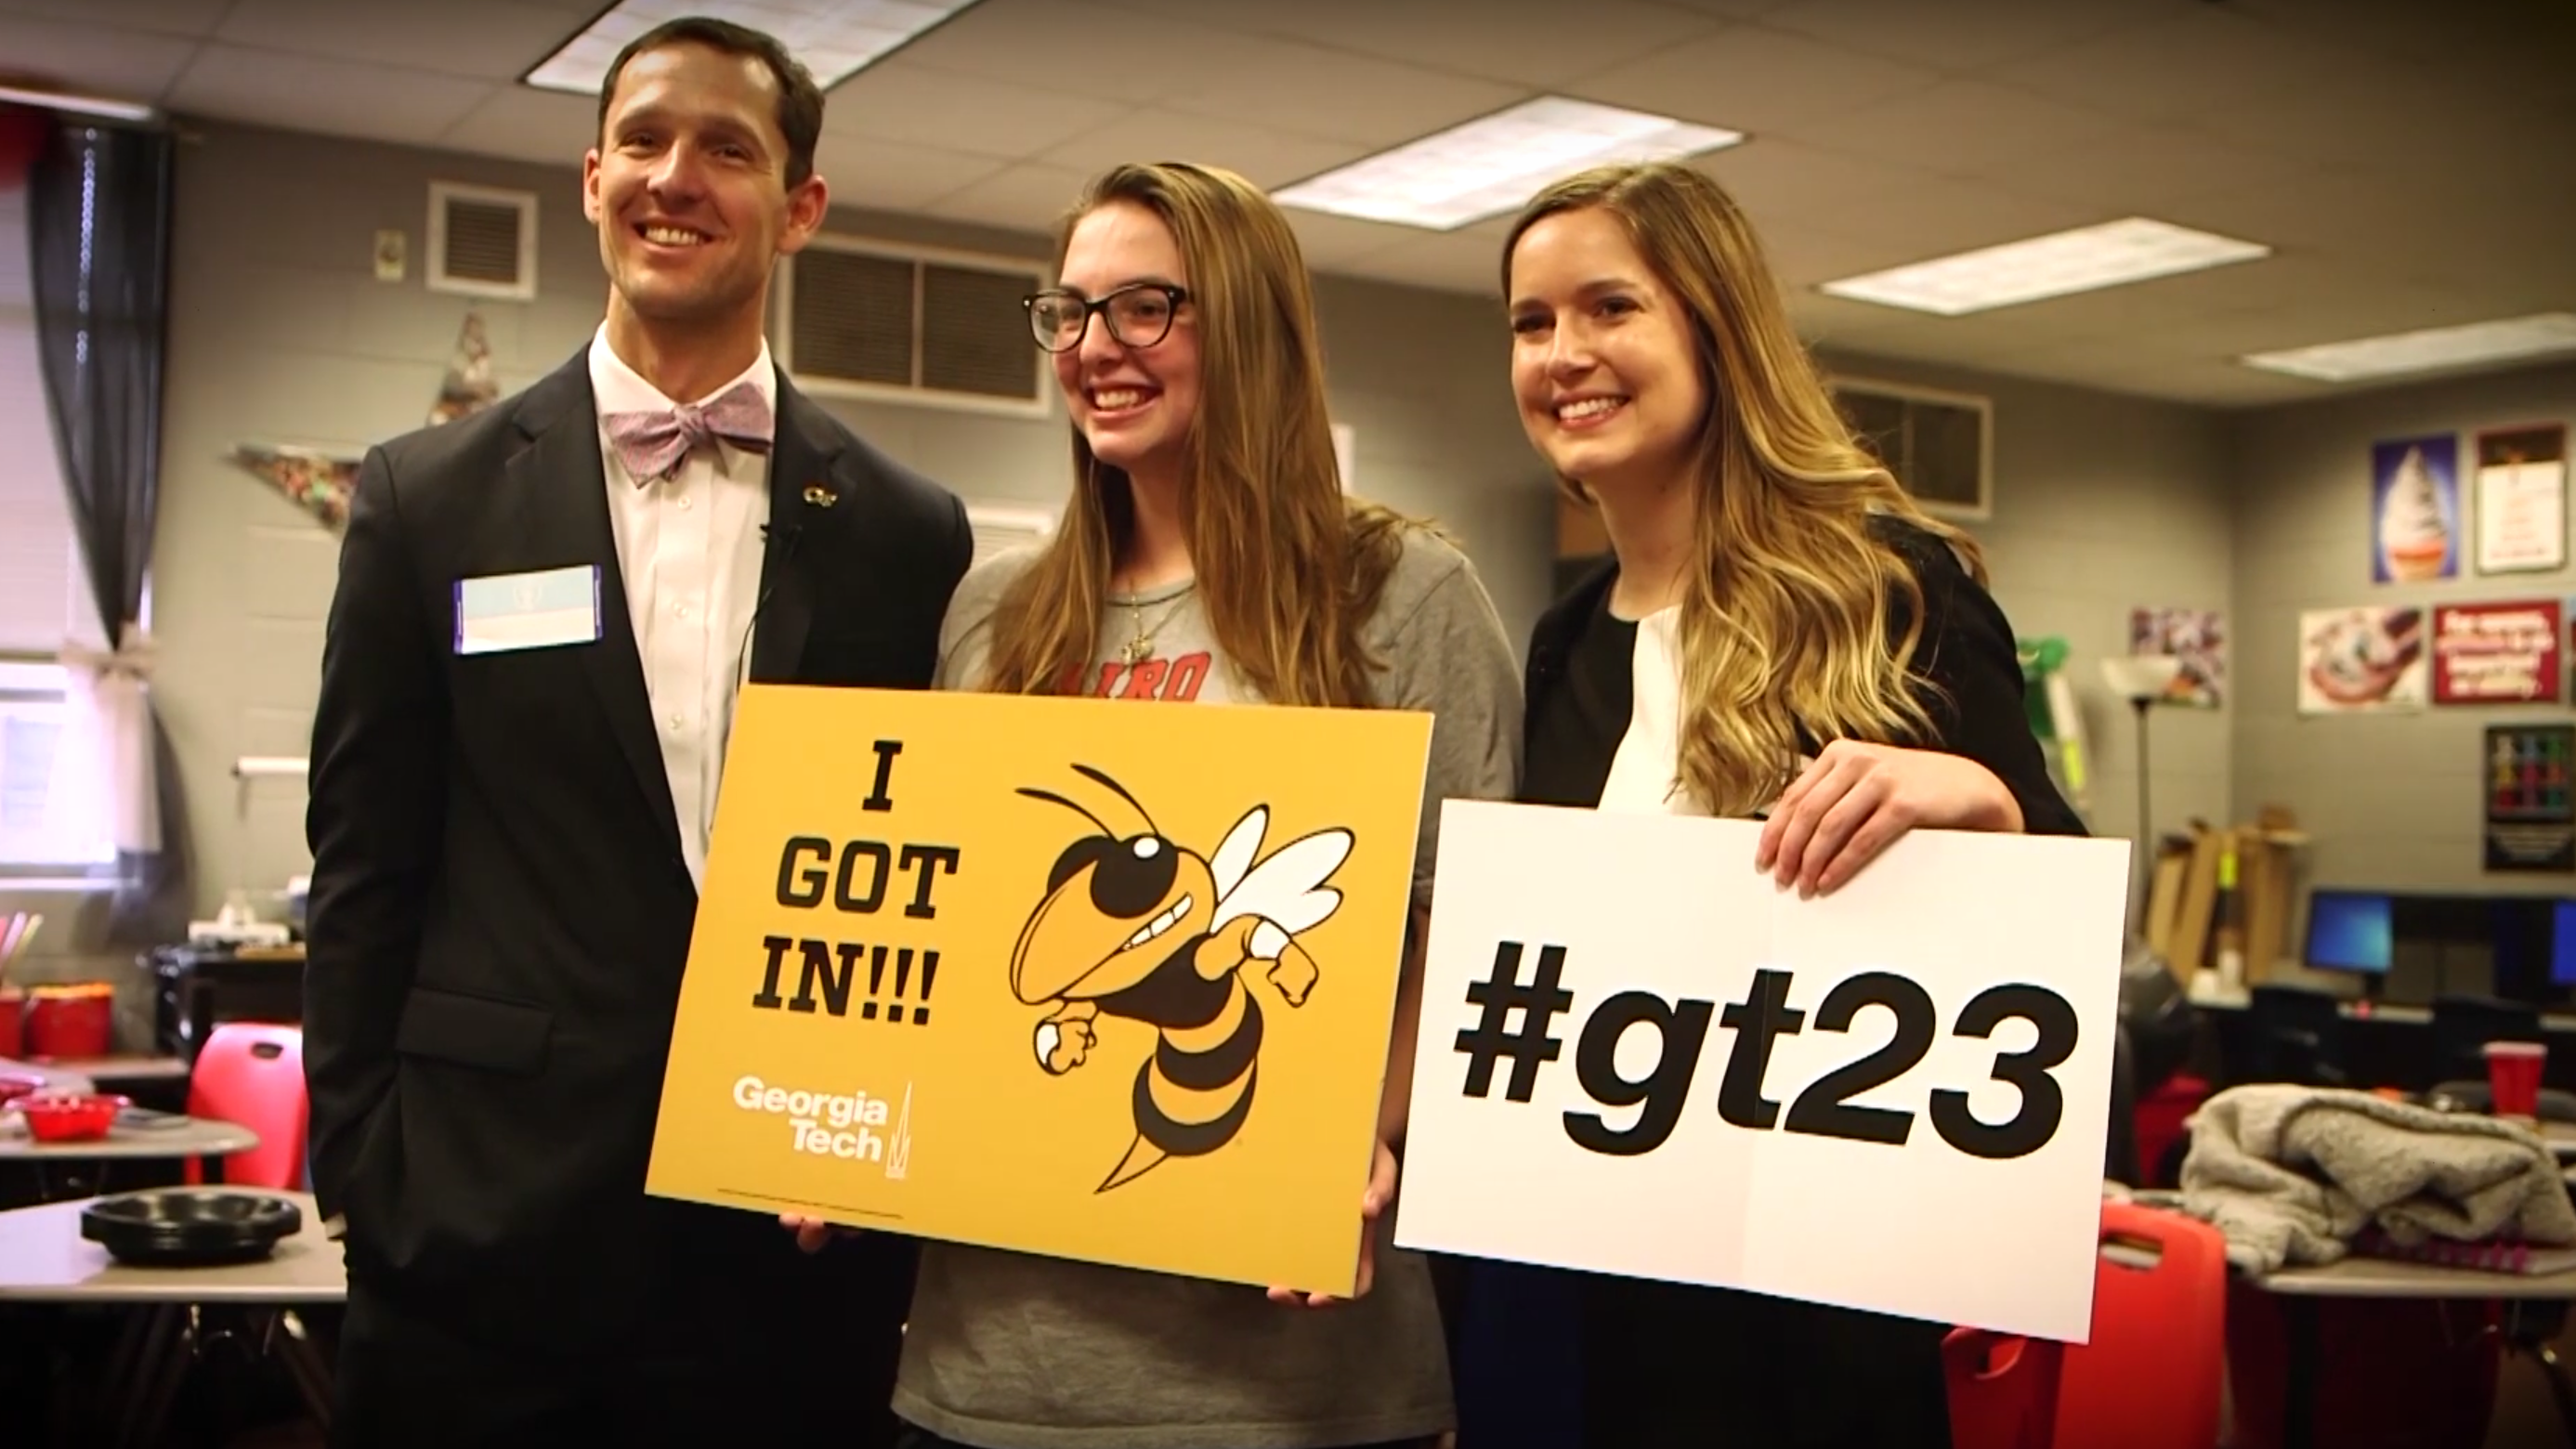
[1054,651,1212,702]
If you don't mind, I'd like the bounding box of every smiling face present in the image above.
[1053,201,1202,487]
[582,40,825,343]
[1506,205,1708,497]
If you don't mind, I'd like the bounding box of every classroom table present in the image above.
[2248,1255,2576,1449]
[0,1188,339,1444]
[0,1056,98,1094]
[0,1116,258,1163]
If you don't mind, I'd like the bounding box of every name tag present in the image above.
[455,565,601,655]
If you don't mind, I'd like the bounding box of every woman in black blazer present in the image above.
[1484,159,2087,1448]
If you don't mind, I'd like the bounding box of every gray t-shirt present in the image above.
[891,525,1524,1449]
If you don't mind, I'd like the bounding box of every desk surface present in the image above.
[2256,1254,2576,1299]
[0,1116,257,1161]
[0,1190,343,1303]
[0,1056,96,1094]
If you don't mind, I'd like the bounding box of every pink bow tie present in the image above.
[604,380,773,483]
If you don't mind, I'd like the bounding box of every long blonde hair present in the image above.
[981,162,1409,707]
[1503,161,1987,816]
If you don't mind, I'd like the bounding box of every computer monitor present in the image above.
[2553,899,2576,988]
[2305,889,2394,975]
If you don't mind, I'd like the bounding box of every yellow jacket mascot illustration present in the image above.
[1011,764,1352,1191]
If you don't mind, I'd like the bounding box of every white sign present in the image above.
[1395,802,2131,1343]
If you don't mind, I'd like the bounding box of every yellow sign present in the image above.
[645,684,1434,1295]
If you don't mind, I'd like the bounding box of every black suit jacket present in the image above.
[1523,516,2086,838]
[302,348,971,1335]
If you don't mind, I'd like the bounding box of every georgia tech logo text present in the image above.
[1013,764,1353,1192]
[733,1074,915,1176]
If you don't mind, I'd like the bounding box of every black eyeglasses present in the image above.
[1024,282,1189,353]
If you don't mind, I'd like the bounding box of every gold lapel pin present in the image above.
[803,485,837,507]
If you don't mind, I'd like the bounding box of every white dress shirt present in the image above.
[588,325,774,890]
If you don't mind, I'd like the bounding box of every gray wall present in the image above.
[2229,361,2576,899]
[1808,354,2239,913]
[7,122,2253,1005]
[149,122,1556,921]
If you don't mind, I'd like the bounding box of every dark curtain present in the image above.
[28,118,190,946]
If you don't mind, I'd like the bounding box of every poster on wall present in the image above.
[2475,424,2568,574]
[2485,724,2574,874]
[2372,434,2461,584]
[2298,607,2427,714]
[2431,600,2563,704]
[2126,608,2225,707]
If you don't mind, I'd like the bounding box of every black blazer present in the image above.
[1522,516,2086,837]
[302,349,972,1333]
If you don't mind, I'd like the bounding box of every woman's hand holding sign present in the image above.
[1755,741,2021,896]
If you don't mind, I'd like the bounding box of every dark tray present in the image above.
[80,1189,303,1268]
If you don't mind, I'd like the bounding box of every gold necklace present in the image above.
[1118,582,1195,665]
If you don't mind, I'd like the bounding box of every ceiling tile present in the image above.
[1759,0,2161,73]
[811,134,1008,215]
[1039,109,1365,190]
[1985,120,2310,213]
[1688,138,1950,236]
[1571,23,1942,135]
[1750,225,1927,291]
[166,45,495,147]
[822,59,1130,163]
[1802,176,2107,268]
[1334,226,1511,298]
[214,0,582,81]
[885,0,1279,99]
[1155,46,1528,150]
[1985,5,2342,127]
[0,15,201,99]
[1777,78,2123,177]
[1093,0,1721,88]
[438,85,596,167]
[0,0,230,36]
[919,161,1099,234]
[1289,213,1425,270]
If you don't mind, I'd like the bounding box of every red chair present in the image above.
[182,1023,308,1190]
[1945,1325,2064,1449]
[2055,1200,2227,1449]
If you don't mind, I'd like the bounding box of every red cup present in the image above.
[0,987,21,1057]
[24,983,112,1060]
[2485,1040,2547,1119]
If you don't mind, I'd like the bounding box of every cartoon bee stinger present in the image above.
[1012,764,1352,1192]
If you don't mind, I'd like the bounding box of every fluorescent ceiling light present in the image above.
[1272,97,1744,231]
[2241,312,2576,382]
[0,83,156,123]
[523,0,977,95]
[1817,217,2270,317]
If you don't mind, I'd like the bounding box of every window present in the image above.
[0,175,113,877]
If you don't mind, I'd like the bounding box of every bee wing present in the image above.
[1209,805,1267,905]
[1210,827,1353,938]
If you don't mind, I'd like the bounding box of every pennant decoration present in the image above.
[233,309,502,531]
[229,441,360,529]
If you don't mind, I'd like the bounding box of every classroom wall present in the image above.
[135,121,1555,917]
[2229,360,2576,905]
[1797,353,2239,920]
[9,122,2248,994]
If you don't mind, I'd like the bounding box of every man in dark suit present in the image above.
[302,17,970,1445]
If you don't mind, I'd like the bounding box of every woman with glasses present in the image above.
[1484,160,2086,1447]
[880,160,1521,1449]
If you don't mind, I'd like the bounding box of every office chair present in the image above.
[2243,985,2348,1087]
[2428,994,2543,1086]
